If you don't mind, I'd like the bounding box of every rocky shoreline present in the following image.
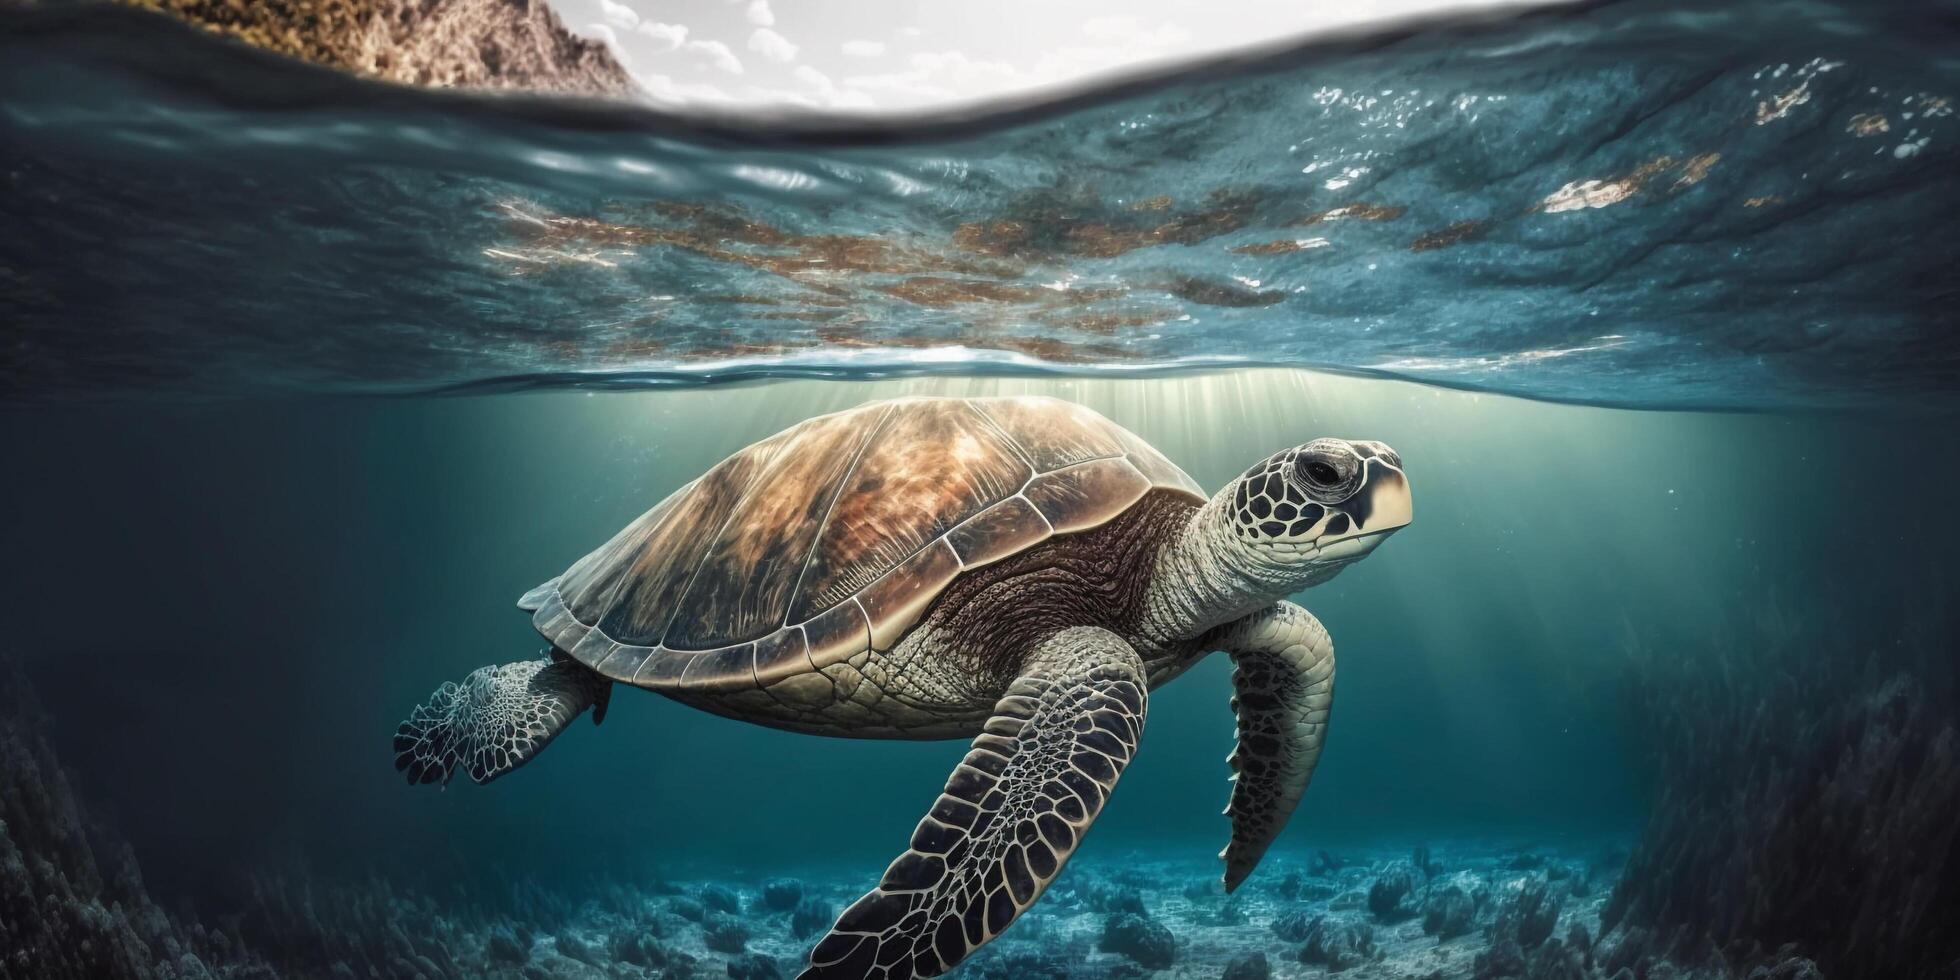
[50,0,636,96]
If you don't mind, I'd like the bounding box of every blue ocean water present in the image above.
[1,2,1956,979]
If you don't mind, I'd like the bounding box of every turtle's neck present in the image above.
[1138,486,1305,645]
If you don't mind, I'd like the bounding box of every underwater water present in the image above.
[2,1,1958,979]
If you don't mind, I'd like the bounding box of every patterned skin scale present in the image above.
[393,395,1413,980]
[1208,603,1336,891]
[392,658,611,785]
[803,628,1146,978]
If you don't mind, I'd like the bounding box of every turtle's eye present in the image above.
[1291,441,1364,504]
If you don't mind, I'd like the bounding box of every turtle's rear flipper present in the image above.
[800,628,1146,979]
[393,656,610,787]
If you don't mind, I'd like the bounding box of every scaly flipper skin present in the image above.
[1212,601,1335,890]
[800,627,1147,979]
[394,656,611,786]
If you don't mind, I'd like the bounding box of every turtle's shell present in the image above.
[520,396,1205,692]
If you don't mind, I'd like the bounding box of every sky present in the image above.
[562,0,1546,112]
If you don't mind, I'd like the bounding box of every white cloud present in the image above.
[685,38,744,74]
[996,18,1193,88]
[845,50,1028,101]
[747,27,798,63]
[1080,15,1190,50]
[637,21,688,50]
[842,72,941,97]
[745,65,875,109]
[597,0,638,30]
[605,0,1566,111]
[794,65,865,105]
[637,72,737,105]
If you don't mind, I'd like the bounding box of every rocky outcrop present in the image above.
[1221,950,1270,980]
[727,951,783,980]
[789,896,832,939]
[698,882,742,915]
[1420,881,1477,939]
[967,949,1072,980]
[1501,877,1561,951]
[0,661,249,980]
[1084,882,1149,916]
[760,877,803,911]
[1603,602,1960,979]
[702,913,748,954]
[0,660,664,980]
[116,0,635,95]
[1294,914,1375,972]
[1099,910,1177,970]
[1469,875,1568,980]
[1365,859,1424,921]
[1308,850,1348,876]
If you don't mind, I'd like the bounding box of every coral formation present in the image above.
[0,660,245,979]
[1601,603,1960,979]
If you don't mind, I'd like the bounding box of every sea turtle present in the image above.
[394,395,1411,978]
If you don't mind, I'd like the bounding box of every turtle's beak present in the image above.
[1347,457,1412,535]
[1315,456,1412,561]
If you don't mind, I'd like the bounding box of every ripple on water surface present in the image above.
[0,0,1954,408]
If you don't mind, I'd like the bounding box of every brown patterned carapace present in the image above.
[523,396,1205,691]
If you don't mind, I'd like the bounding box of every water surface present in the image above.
[2,0,1954,408]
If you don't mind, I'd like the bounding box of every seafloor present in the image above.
[3,594,1953,979]
[680,843,1629,980]
[0,663,1667,980]
[0,662,1780,980]
[6,675,1636,980]
[404,842,1630,980]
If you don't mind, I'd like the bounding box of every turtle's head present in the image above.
[1218,437,1412,591]
[1145,437,1412,639]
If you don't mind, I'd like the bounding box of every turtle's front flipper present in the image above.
[800,627,1146,980]
[393,655,611,786]
[1213,601,1335,891]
